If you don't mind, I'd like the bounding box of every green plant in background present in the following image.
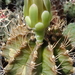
[63,23,75,47]
[5,0,11,5]
[63,1,75,18]
[1,0,75,75]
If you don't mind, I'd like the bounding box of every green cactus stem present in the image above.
[25,43,43,75]
[57,44,73,74]
[64,1,75,18]
[1,24,74,75]
[63,23,75,47]
[1,25,36,75]
[41,45,57,75]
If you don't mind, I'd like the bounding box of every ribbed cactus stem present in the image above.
[63,23,75,47]
[42,45,57,75]
[1,25,36,75]
[57,44,73,74]
[2,35,32,75]
[25,43,42,75]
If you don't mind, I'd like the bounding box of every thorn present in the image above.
[68,57,73,64]
[69,47,75,52]
[63,50,69,55]
[51,65,57,74]
[49,55,55,63]
[57,60,65,69]
[33,50,38,58]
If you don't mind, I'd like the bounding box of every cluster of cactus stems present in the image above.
[23,0,52,43]
[0,0,75,75]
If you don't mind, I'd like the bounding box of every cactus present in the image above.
[63,23,75,47]
[55,43,73,75]
[23,0,52,43]
[1,25,37,75]
[1,25,73,75]
[63,1,75,18]
[0,0,74,75]
[41,45,57,75]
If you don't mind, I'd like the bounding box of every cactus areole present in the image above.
[23,0,52,43]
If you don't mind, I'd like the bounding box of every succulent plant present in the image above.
[1,24,73,75]
[63,23,75,47]
[63,0,75,18]
[1,25,36,75]
[0,0,74,75]
[23,0,52,43]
